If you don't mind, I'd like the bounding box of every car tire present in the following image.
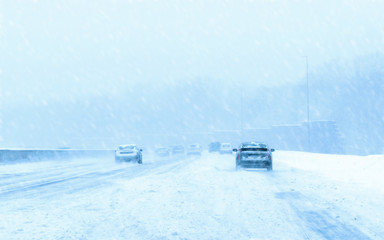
[235,163,240,171]
[138,156,142,164]
[267,164,273,171]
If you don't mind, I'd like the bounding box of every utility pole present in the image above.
[305,56,310,152]
[240,89,244,141]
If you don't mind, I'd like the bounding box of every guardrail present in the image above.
[0,149,115,163]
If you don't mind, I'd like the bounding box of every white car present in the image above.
[187,144,202,156]
[220,143,232,154]
[115,144,142,164]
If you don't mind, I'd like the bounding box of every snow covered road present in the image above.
[1,152,383,239]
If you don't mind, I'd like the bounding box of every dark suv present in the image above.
[233,142,274,171]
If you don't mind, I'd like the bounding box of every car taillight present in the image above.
[268,154,271,160]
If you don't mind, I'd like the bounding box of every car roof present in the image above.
[119,144,137,148]
[189,144,200,147]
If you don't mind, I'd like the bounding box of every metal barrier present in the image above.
[0,149,115,163]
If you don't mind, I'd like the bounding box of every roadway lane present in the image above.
[0,154,189,199]
[0,152,383,239]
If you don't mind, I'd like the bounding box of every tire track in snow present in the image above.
[269,159,373,240]
[274,191,371,240]
[0,155,191,199]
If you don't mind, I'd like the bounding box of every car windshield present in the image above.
[241,147,268,152]
[2,1,383,239]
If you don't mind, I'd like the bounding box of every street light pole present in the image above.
[240,89,244,141]
[305,56,310,152]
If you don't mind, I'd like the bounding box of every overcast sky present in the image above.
[1,0,384,108]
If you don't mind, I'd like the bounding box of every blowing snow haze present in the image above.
[1,0,384,153]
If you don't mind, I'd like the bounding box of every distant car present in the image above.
[219,143,232,154]
[233,142,274,171]
[155,147,171,157]
[171,145,185,155]
[115,144,142,164]
[187,144,202,156]
[208,142,221,152]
